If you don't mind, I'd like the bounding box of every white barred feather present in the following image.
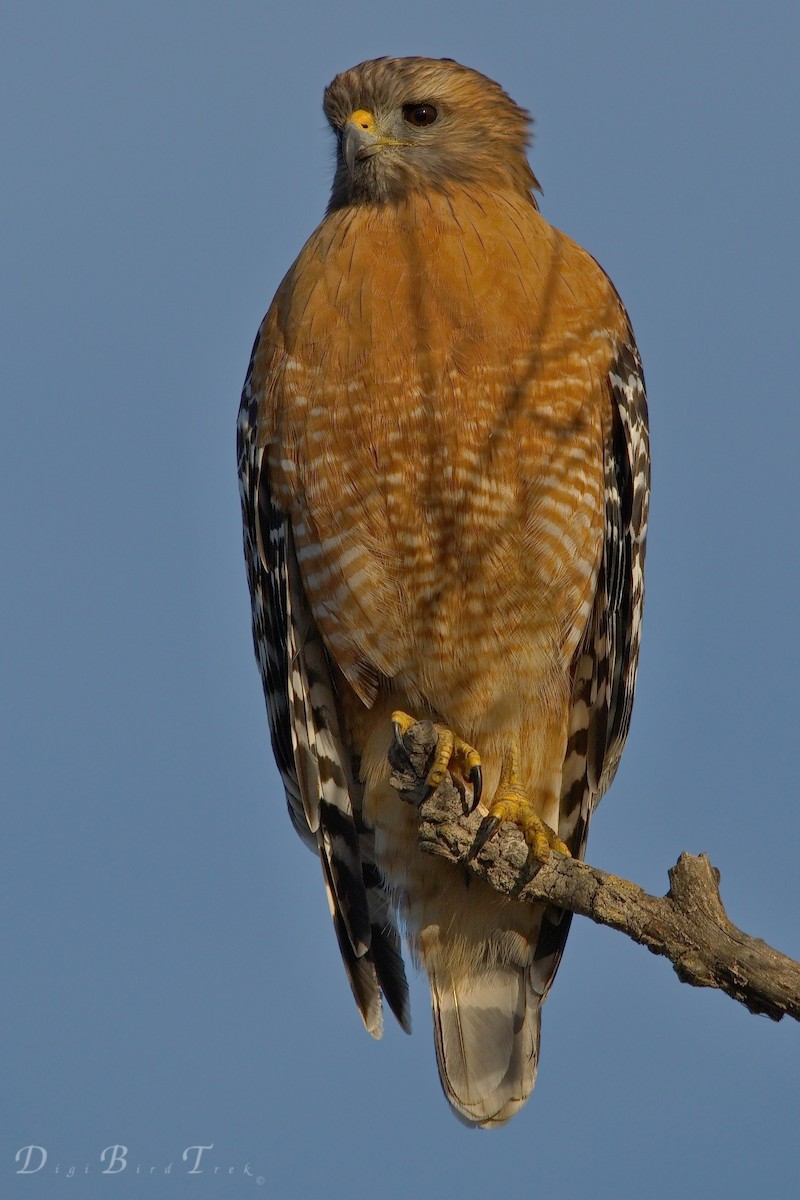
[237,350,410,1036]
[528,331,650,1009]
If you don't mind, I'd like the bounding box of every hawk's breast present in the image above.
[263,188,623,716]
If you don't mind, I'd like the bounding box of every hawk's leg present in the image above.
[472,745,570,863]
[391,710,482,808]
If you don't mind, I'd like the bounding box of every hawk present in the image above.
[238,56,649,1127]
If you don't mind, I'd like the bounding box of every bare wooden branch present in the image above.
[388,720,800,1023]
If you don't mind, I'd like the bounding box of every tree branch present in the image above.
[388,720,800,1023]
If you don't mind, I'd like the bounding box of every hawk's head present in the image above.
[323,57,538,209]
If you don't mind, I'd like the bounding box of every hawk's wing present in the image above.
[597,336,650,795]
[237,334,410,1036]
[562,332,649,852]
[533,331,649,990]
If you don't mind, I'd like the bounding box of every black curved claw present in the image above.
[392,720,406,751]
[468,814,501,861]
[468,765,483,811]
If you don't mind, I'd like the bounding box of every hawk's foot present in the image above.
[391,711,482,809]
[470,746,570,864]
[472,789,570,863]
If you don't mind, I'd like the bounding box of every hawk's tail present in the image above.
[427,958,543,1128]
[423,895,574,1128]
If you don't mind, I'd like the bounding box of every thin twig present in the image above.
[388,720,800,1023]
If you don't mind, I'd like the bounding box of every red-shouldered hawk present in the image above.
[238,56,649,1128]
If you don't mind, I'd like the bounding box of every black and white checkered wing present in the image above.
[535,331,649,1002]
[559,331,649,857]
[596,336,650,795]
[236,336,410,1037]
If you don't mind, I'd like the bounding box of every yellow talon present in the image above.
[490,794,569,861]
[391,710,416,738]
[472,746,571,864]
[391,711,482,807]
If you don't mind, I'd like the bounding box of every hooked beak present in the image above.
[341,109,412,177]
[342,110,383,176]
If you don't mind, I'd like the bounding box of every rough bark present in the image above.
[388,720,800,1023]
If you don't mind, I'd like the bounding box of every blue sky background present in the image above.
[4,2,799,1196]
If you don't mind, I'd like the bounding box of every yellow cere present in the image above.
[347,109,378,134]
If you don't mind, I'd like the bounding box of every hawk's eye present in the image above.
[403,103,438,128]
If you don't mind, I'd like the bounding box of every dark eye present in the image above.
[402,103,438,128]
